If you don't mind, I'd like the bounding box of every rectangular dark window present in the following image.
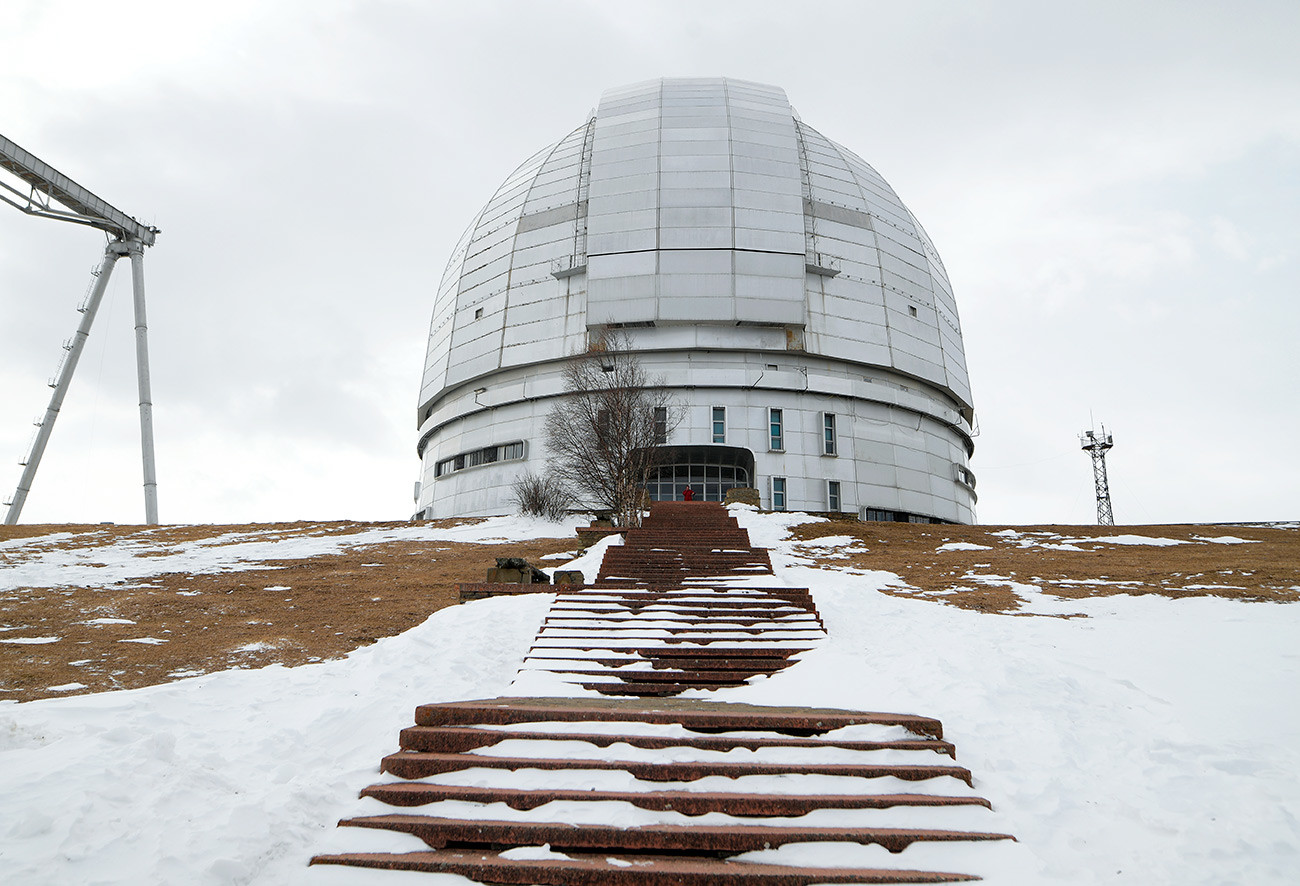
[827,480,841,512]
[653,406,668,445]
[769,408,783,451]
[862,508,893,522]
[712,406,726,444]
[502,442,524,460]
[823,413,837,455]
[772,477,786,511]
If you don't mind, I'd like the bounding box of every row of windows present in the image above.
[435,440,525,477]
[711,406,838,456]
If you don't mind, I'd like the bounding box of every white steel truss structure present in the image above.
[1,134,160,524]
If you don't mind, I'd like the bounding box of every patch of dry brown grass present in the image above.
[3,517,1295,703]
[789,519,1299,614]
[0,522,573,703]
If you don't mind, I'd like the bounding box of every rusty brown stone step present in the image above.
[309,849,978,883]
[396,725,956,756]
[564,590,815,603]
[524,650,803,664]
[541,621,823,633]
[380,751,973,785]
[546,613,812,623]
[585,681,754,696]
[530,620,816,633]
[341,814,1015,854]
[531,645,816,654]
[561,586,805,594]
[629,647,806,658]
[521,656,800,670]
[525,658,803,671]
[544,613,822,624]
[531,638,820,647]
[603,550,766,559]
[414,698,945,739]
[522,662,764,680]
[550,604,814,616]
[537,632,823,641]
[528,645,806,655]
[600,560,770,570]
[540,618,823,629]
[359,783,988,814]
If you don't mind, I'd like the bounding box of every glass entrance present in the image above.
[645,446,755,502]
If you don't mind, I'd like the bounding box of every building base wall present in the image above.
[415,350,975,523]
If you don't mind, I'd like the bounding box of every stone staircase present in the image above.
[523,501,824,695]
[311,502,1014,883]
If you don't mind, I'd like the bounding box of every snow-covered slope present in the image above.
[1,508,1297,884]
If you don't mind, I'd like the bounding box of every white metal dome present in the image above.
[416,78,977,522]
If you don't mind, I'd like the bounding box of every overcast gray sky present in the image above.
[2,0,1297,526]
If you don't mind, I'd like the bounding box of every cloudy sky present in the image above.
[2,0,1296,526]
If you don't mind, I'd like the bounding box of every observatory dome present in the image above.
[416,77,977,522]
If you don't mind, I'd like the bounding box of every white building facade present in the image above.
[416,78,977,523]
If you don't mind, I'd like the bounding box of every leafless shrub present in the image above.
[511,472,571,522]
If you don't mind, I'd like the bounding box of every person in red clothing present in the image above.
[682,486,695,501]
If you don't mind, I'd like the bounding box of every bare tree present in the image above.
[543,329,682,527]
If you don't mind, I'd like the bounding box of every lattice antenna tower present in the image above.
[1079,425,1115,526]
[0,134,161,525]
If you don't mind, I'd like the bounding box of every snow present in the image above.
[497,844,570,861]
[0,514,587,593]
[1078,534,1188,546]
[936,541,993,552]
[0,590,555,885]
[1,508,1297,884]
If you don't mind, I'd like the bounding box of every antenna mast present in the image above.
[0,134,160,525]
[1079,425,1115,526]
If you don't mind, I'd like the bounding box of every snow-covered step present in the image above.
[379,751,974,785]
[359,782,990,816]
[336,813,1014,854]
[310,847,981,884]
[415,698,945,739]
[395,725,956,757]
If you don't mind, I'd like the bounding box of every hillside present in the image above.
[2,516,1295,703]
[1,508,1297,884]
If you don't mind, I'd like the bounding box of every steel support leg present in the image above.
[4,243,122,524]
[128,242,158,524]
